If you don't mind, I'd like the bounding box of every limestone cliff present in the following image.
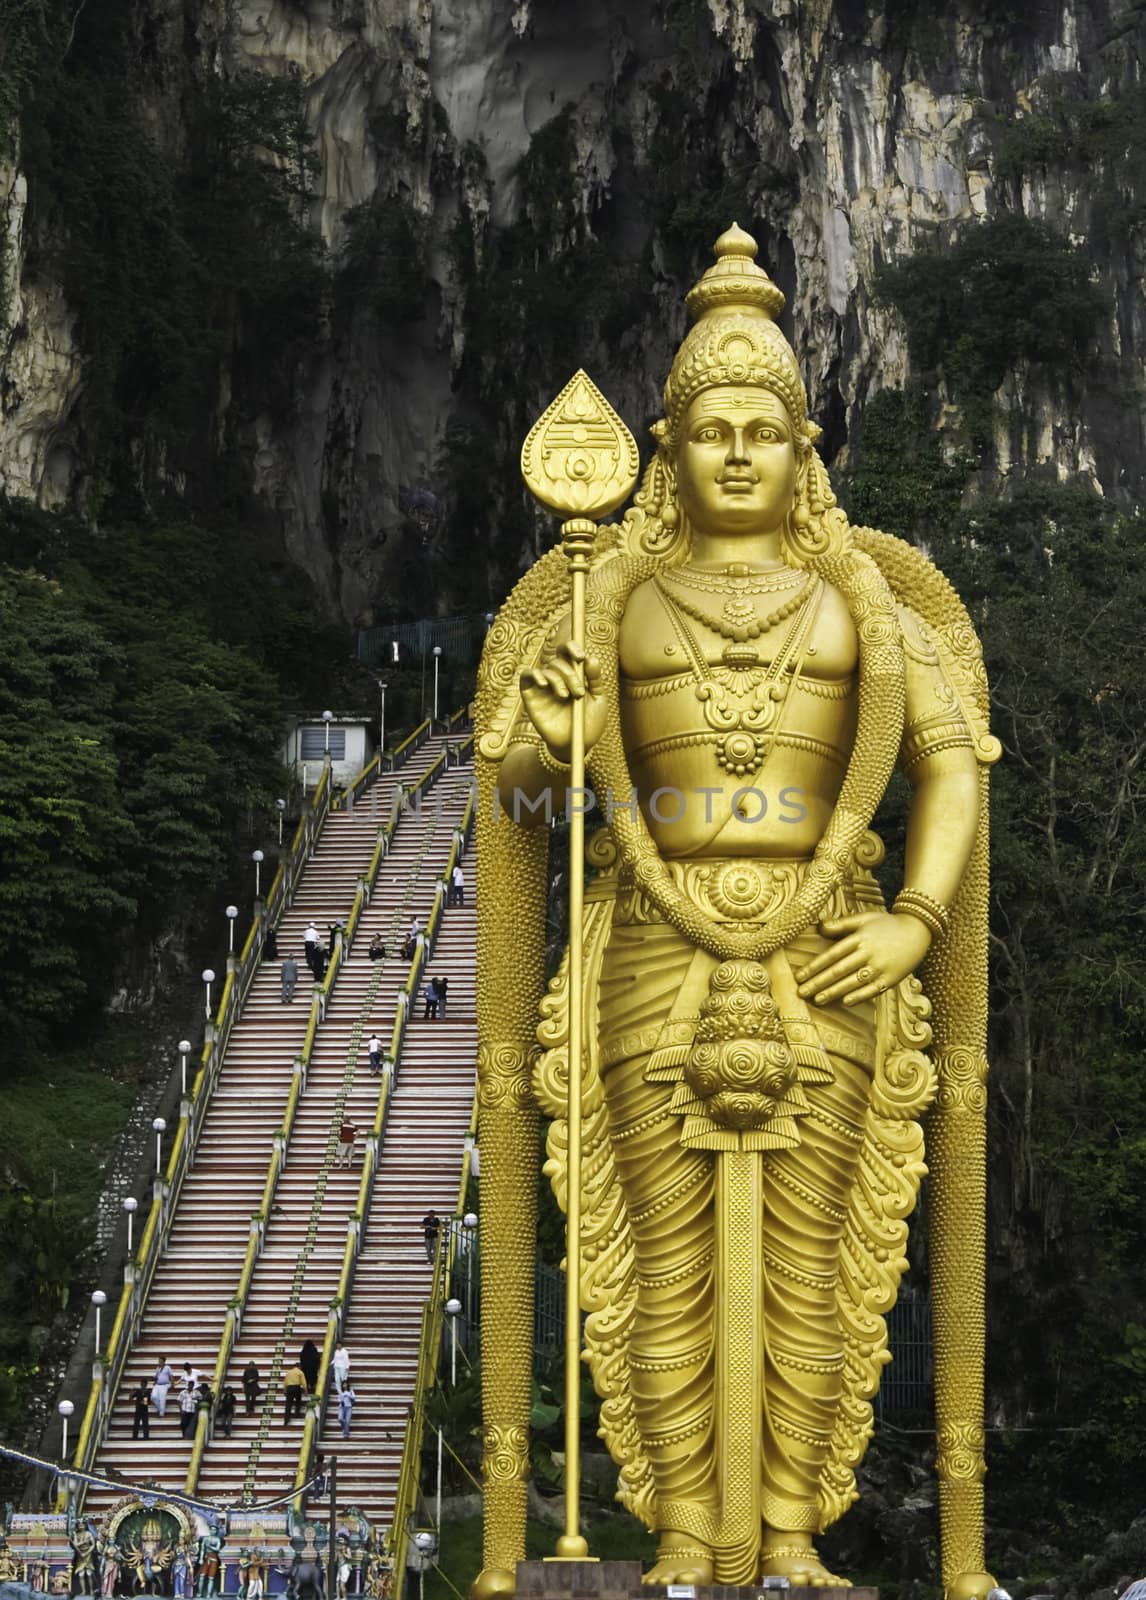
[2,0,1143,619]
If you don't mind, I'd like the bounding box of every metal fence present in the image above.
[874,1285,933,1418]
[356,615,487,669]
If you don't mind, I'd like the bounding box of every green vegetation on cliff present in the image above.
[0,504,317,1031]
[0,499,352,1456]
[845,428,1146,1560]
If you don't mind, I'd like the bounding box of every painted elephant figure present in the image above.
[287,1561,324,1600]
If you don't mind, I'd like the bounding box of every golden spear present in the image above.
[521,371,638,1559]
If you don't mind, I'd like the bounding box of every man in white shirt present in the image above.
[303,923,320,977]
[449,863,465,907]
[367,1035,382,1074]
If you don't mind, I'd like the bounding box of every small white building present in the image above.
[282,715,371,791]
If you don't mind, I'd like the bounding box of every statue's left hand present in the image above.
[794,911,932,1006]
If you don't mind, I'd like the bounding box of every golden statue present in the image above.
[473,225,999,1598]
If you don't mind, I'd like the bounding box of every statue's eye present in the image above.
[754,426,780,442]
[694,426,723,443]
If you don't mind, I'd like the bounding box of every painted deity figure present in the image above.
[171,1547,192,1600]
[98,1545,121,1600]
[195,1536,222,1600]
[70,1527,98,1596]
[474,226,999,1598]
[0,1540,20,1585]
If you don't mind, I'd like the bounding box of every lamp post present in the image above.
[462,1212,478,1314]
[322,710,334,762]
[152,1118,166,1176]
[276,798,286,846]
[123,1196,138,1254]
[432,646,442,724]
[202,968,216,1020]
[445,1297,462,1386]
[178,1040,192,1097]
[57,1400,74,1462]
[91,1290,107,1352]
[376,680,387,765]
[413,1532,436,1600]
[225,904,239,954]
[252,850,265,900]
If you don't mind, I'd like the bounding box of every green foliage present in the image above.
[845,387,972,537]
[0,1020,148,1462]
[875,215,1102,419]
[0,500,340,1034]
[0,573,138,1017]
[993,84,1146,245]
[845,403,1146,1521]
[336,194,428,324]
[0,0,48,157]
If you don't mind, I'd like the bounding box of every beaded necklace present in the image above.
[656,568,812,643]
[663,560,804,594]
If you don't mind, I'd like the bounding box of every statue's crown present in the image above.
[685,222,786,322]
[661,222,811,446]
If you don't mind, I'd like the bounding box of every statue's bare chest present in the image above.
[618,571,858,688]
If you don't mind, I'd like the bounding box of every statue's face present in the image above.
[675,385,797,538]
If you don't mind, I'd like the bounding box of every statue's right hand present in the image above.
[520,641,606,764]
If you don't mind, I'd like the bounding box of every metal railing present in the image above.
[337,706,462,811]
[290,763,475,1513]
[182,937,345,1494]
[66,770,336,1511]
[388,718,432,772]
[388,1090,479,1599]
[185,738,463,1493]
[385,783,477,1598]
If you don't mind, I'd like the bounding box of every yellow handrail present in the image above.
[290,750,475,1514]
[384,783,478,1589]
[338,753,381,808]
[185,944,343,1493]
[69,767,340,1506]
[187,736,450,1499]
[390,718,431,765]
[292,1067,393,1507]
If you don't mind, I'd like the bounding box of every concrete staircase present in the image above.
[313,771,477,1528]
[84,739,476,1525]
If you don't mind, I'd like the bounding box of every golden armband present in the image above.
[899,716,975,773]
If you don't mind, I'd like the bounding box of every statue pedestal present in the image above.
[515,1563,877,1600]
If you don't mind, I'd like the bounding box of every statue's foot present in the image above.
[760,1536,847,1587]
[945,1572,999,1600]
[469,1568,515,1600]
[642,1533,714,1587]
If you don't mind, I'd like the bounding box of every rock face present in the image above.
[3,0,1144,618]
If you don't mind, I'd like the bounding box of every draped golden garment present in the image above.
[596,870,878,1553]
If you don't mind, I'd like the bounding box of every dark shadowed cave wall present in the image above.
[4,0,1145,621]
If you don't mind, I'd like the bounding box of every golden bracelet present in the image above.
[893,888,950,941]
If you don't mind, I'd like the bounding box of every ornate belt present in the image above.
[613,855,874,927]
